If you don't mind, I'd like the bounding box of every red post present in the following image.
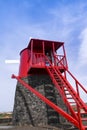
[31,39,33,65]
[42,41,45,54]
[63,44,68,69]
[52,42,56,65]
[76,81,83,130]
[19,48,29,77]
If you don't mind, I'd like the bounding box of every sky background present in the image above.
[0,0,87,112]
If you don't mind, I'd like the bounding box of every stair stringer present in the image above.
[45,66,79,120]
[55,67,87,112]
[45,66,87,130]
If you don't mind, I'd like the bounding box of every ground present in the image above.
[0,125,61,130]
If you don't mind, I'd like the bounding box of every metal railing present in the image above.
[29,53,68,68]
[54,54,68,68]
[55,54,87,97]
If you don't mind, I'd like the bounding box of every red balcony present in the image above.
[19,39,68,77]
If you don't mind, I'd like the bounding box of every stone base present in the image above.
[12,74,67,127]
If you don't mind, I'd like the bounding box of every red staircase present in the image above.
[44,54,87,130]
[46,66,87,129]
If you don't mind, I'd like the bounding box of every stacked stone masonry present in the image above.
[12,74,67,127]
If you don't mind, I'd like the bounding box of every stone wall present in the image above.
[12,74,67,127]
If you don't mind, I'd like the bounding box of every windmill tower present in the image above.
[12,39,87,130]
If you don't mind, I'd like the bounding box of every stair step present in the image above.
[53,74,57,76]
[81,118,87,121]
[55,79,61,81]
[69,102,76,104]
[81,112,87,114]
[54,78,59,80]
[64,89,68,91]
[67,97,73,99]
[84,126,87,129]
[65,93,71,95]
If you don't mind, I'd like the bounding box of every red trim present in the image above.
[19,48,29,77]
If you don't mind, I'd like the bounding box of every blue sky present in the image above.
[0,0,87,112]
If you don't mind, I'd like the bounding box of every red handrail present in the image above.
[54,54,68,68]
[55,55,87,95]
[66,70,87,94]
[44,56,87,130]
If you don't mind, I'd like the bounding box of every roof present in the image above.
[27,38,64,51]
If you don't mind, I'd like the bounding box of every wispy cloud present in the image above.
[47,1,87,99]
[0,0,87,112]
[78,28,87,66]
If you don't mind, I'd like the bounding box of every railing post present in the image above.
[42,41,45,66]
[31,40,33,65]
[42,41,45,54]
[76,81,80,97]
[52,42,56,66]
[62,44,68,69]
[76,81,83,130]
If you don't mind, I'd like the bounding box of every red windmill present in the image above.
[12,39,87,130]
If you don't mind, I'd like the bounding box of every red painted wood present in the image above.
[19,39,67,77]
[19,48,29,77]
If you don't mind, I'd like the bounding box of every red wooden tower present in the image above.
[12,39,87,130]
[19,39,67,77]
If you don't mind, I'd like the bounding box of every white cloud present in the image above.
[78,28,87,66]
[0,61,18,112]
[0,0,87,112]
[5,60,20,64]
